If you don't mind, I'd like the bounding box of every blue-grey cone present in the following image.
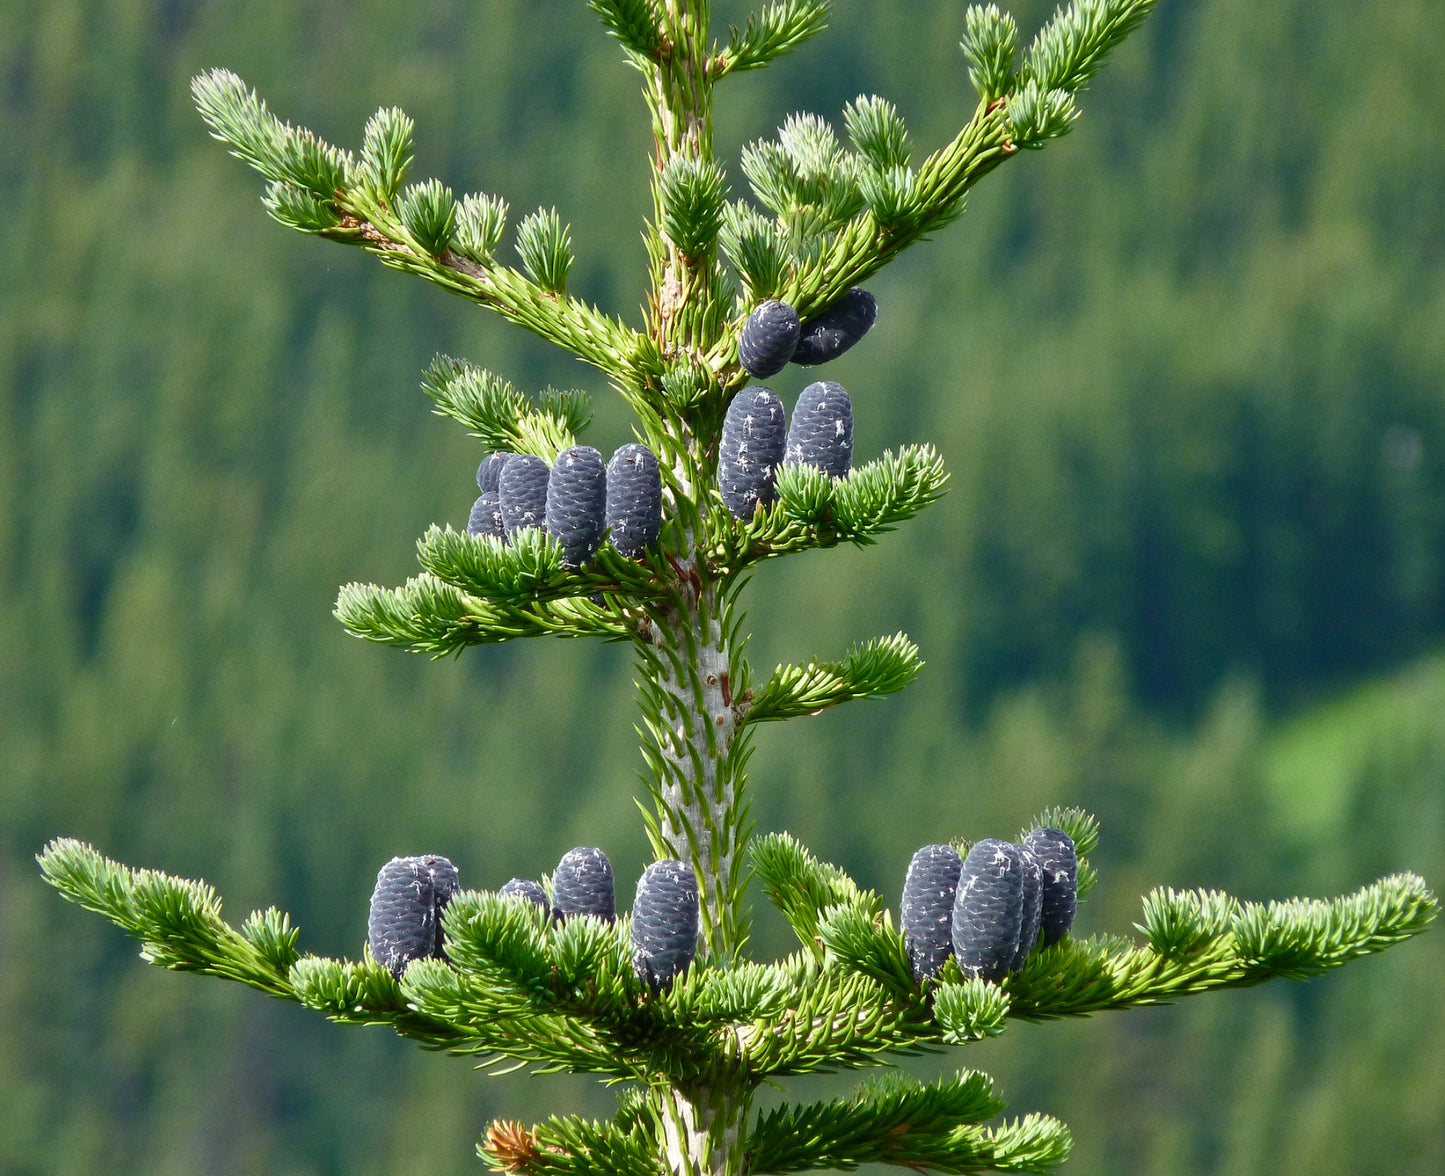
[718,386,787,518]
[552,847,616,922]
[1010,848,1044,973]
[791,287,877,366]
[631,859,700,988]
[785,381,854,479]
[1023,827,1078,947]
[952,839,1026,983]
[477,452,512,493]
[900,844,963,982]
[498,877,550,918]
[417,854,460,959]
[739,299,801,378]
[546,445,607,567]
[368,857,435,978]
[467,489,505,539]
[605,443,662,558]
[498,453,551,538]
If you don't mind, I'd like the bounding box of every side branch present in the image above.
[336,213,655,388]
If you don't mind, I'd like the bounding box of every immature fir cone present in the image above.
[476,452,512,493]
[738,299,801,377]
[952,839,1026,983]
[791,287,877,366]
[604,443,661,558]
[498,453,551,538]
[551,847,615,922]
[785,380,854,478]
[900,844,964,981]
[498,877,550,918]
[467,490,504,539]
[630,859,700,988]
[368,854,460,976]
[1010,848,1044,973]
[718,386,787,518]
[1023,827,1078,946]
[546,445,607,566]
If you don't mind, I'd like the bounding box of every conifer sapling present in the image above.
[40,9,1440,1176]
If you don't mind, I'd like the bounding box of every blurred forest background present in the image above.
[3,1,1443,1173]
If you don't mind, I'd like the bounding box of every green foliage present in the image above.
[720,201,789,298]
[397,178,459,256]
[1022,0,1159,95]
[718,2,833,76]
[710,445,951,575]
[16,1,1445,1173]
[359,106,416,203]
[962,5,1020,102]
[420,355,591,458]
[843,96,913,174]
[262,180,344,233]
[334,575,634,655]
[933,979,1012,1044]
[588,0,666,58]
[515,207,575,294]
[192,68,354,197]
[37,839,294,998]
[745,633,924,724]
[659,156,729,257]
[455,193,510,264]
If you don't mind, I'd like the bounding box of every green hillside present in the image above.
[2,1,1441,1173]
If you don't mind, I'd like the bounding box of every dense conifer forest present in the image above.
[2,1,1441,1172]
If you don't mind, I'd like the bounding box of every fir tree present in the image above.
[38,3,1436,1175]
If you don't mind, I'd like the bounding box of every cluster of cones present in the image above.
[366,847,701,989]
[465,444,663,565]
[719,287,878,519]
[900,828,1079,984]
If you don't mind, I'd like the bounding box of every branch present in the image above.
[745,1072,1074,1176]
[333,574,638,656]
[191,69,658,391]
[708,445,950,577]
[742,633,923,725]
